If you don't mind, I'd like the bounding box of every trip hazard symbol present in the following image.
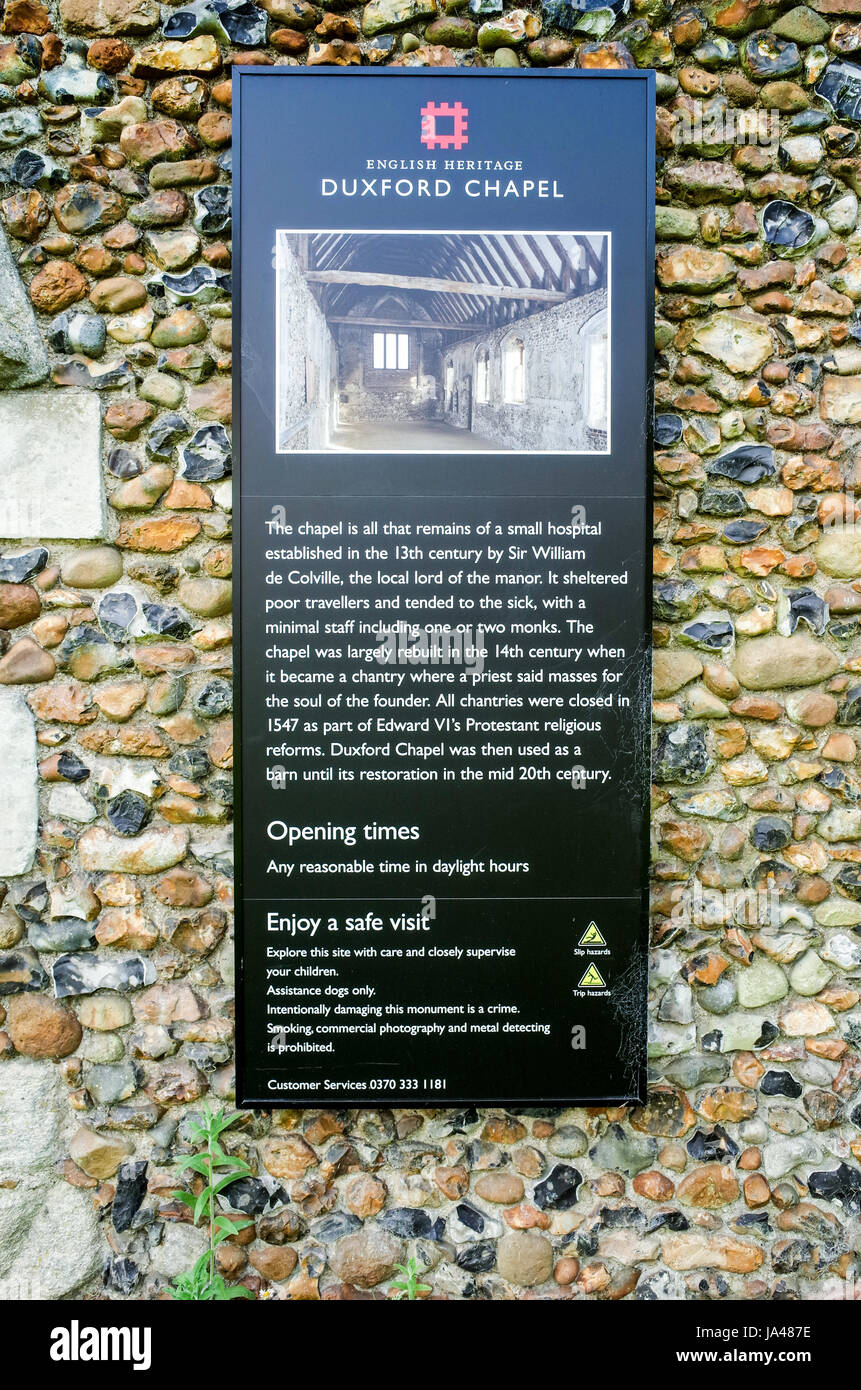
[578,963,607,989]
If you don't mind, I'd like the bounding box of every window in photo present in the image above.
[503,338,525,404]
[583,312,608,434]
[475,349,490,404]
[373,331,409,371]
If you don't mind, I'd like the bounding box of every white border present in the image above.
[274,228,613,456]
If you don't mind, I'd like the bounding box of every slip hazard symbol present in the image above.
[578,922,606,947]
[578,963,607,989]
[420,101,469,151]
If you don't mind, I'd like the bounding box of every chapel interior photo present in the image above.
[276,230,610,454]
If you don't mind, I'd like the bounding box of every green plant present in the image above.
[390,1257,431,1301]
[170,1104,255,1301]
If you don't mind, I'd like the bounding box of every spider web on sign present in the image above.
[610,947,648,1101]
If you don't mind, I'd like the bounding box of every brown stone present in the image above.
[474,1172,525,1204]
[678,1164,739,1208]
[698,1085,757,1123]
[121,118,200,166]
[632,1169,675,1201]
[249,1246,298,1282]
[89,275,147,312]
[188,377,231,421]
[130,35,222,75]
[553,1257,580,1285]
[6,994,82,1058]
[2,189,49,242]
[28,259,87,313]
[93,680,147,721]
[344,1173,387,1218]
[104,400,155,439]
[54,182,125,234]
[154,868,213,908]
[744,1174,771,1208]
[0,584,40,629]
[497,1230,554,1286]
[261,1133,318,1179]
[69,1127,132,1179]
[329,1228,402,1289]
[116,517,201,552]
[95,907,158,950]
[1,0,51,32]
[198,111,231,148]
[630,1085,695,1137]
[433,1164,469,1199]
[663,1232,763,1273]
[87,36,132,68]
[0,637,55,684]
[482,1115,527,1143]
[28,681,95,724]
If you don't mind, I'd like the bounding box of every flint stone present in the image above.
[497,1230,554,1287]
[52,952,157,997]
[78,824,188,872]
[734,633,838,688]
[329,1227,403,1287]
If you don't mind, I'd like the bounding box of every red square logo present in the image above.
[420,101,469,150]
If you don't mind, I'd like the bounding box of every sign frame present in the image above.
[233,65,655,1109]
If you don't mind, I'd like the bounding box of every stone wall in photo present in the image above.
[447,287,608,449]
[277,231,337,449]
[0,0,859,1303]
[336,316,442,423]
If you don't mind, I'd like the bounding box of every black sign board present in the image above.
[234,67,654,1107]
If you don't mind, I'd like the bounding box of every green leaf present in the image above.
[171,1190,198,1211]
[177,1154,213,1179]
[216,1213,252,1233]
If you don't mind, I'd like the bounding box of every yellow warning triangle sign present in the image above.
[578,963,607,989]
[578,922,605,947]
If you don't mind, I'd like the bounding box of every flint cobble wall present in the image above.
[0,0,859,1302]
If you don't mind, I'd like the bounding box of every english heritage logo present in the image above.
[420,100,469,150]
[50,1321,152,1372]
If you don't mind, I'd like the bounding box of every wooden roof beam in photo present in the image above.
[329,315,472,332]
[547,234,578,293]
[485,235,529,292]
[523,235,560,292]
[303,269,569,303]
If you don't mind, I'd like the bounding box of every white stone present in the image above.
[825,193,859,236]
[0,1059,100,1296]
[814,899,861,928]
[820,932,861,971]
[0,1181,100,1299]
[0,689,37,876]
[0,224,49,389]
[761,1136,821,1181]
[47,783,96,824]
[0,391,104,540]
[0,1059,64,1177]
[150,1220,207,1278]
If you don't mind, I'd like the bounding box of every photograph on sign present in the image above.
[275,230,610,454]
